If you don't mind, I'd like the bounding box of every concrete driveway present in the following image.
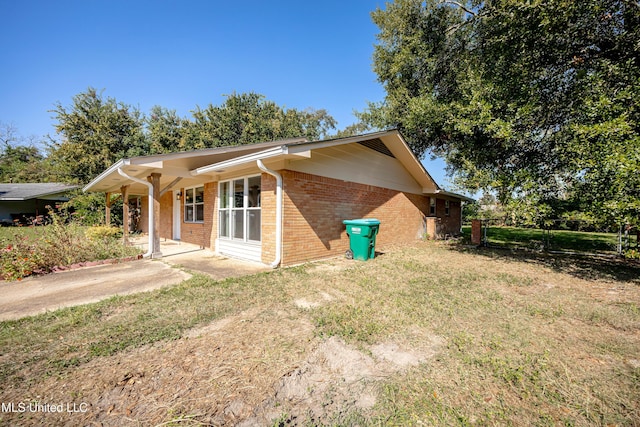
[0,239,271,321]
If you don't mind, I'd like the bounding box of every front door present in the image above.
[173,190,181,240]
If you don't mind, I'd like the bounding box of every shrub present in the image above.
[85,226,122,241]
[623,249,640,260]
[0,213,141,281]
[63,192,125,226]
[0,239,43,281]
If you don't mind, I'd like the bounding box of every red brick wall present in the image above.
[436,198,462,237]
[261,173,277,264]
[180,182,215,248]
[471,219,482,245]
[425,216,437,240]
[205,182,216,249]
[425,197,462,238]
[280,170,429,265]
[146,175,462,261]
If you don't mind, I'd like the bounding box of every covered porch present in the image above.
[83,139,306,258]
[128,235,270,279]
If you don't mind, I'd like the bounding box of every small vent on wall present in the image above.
[357,138,395,158]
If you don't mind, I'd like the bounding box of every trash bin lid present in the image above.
[342,218,381,226]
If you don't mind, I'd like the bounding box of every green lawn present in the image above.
[0,225,43,241]
[1,241,638,425]
[462,225,635,254]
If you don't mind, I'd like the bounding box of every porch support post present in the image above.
[121,185,130,245]
[149,173,162,258]
[105,192,111,225]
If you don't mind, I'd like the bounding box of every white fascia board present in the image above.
[388,132,441,191]
[192,146,287,176]
[83,159,126,192]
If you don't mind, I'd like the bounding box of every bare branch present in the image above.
[440,0,477,17]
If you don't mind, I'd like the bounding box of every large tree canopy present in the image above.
[363,0,640,224]
[49,88,147,184]
[0,122,50,183]
[48,89,338,183]
[182,92,337,151]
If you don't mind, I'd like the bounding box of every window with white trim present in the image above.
[184,186,204,222]
[218,175,261,242]
[430,198,436,216]
[445,200,450,216]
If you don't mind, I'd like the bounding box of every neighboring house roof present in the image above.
[83,130,473,202]
[0,183,80,201]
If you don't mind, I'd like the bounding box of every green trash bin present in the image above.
[343,218,381,261]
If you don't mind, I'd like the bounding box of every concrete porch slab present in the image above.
[130,236,272,280]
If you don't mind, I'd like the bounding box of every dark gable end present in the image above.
[357,138,395,158]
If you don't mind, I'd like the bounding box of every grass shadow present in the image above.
[448,243,640,283]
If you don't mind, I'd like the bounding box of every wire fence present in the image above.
[465,219,639,258]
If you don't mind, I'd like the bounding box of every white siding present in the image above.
[286,143,423,194]
[217,238,262,262]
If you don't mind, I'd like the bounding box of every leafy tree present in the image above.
[48,87,147,183]
[363,0,640,225]
[183,92,336,150]
[333,121,374,139]
[146,106,190,154]
[0,122,51,183]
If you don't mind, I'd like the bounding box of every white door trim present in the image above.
[173,191,181,240]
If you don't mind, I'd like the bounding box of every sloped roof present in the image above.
[0,183,79,201]
[192,129,473,200]
[83,130,473,202]
[83,137,308,194]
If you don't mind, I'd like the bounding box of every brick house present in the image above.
[84,130,471,266]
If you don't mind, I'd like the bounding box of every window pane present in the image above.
[233,210,244,239]
[219,182,230,209]
[185,206,194,222]
[196,204,204,221]
[195,186,204,203]
[219,210,229,237]
[248,176,261,208]
[234,179,244,208]
[247,210,261,241]
[186,188,194,204]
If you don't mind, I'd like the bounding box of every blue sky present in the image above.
[0,0,451,187]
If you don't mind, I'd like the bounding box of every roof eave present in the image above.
[386,130,441,193]
[83,159,127,193]
[192,146,288,176]
[0,184,80,201]
[434,189,475,203]
[27,186,80,199]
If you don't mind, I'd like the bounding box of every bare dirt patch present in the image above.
[244,330,443,426]
[8,298,441,426]
[9,306,316,426]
